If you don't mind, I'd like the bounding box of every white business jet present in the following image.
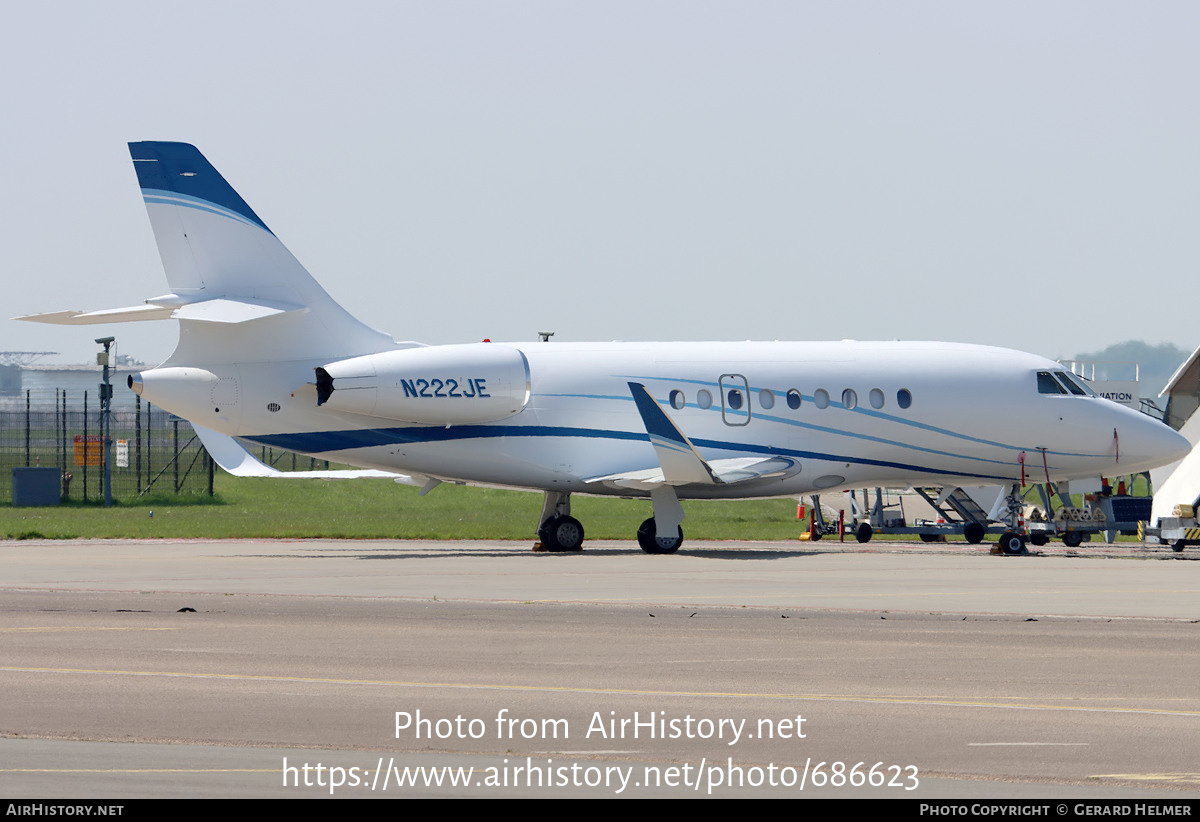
[18,143,1190,555]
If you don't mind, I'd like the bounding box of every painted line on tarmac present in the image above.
[2,767,271,774]
[969,742,1089,746]
[1092,773,1200,784]
[3,666,1200,718]
[0,627,178,633]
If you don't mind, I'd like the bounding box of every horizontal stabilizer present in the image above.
[192,424,418,482]
[173,298,304,323]
[15,305,176,325]
[15,297,305,326]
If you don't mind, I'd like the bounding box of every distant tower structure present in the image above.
[0,352,58,396]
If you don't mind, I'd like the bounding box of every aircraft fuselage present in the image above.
[132,338,1177,499]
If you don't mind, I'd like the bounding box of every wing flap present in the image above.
[586,455,799,491]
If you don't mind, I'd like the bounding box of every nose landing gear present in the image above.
[995,484,1030,555]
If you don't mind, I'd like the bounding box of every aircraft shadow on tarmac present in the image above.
[242,545,831,562]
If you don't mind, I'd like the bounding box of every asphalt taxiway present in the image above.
[2,538,1198,798]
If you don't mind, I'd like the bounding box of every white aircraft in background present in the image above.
[18,142,1190,554]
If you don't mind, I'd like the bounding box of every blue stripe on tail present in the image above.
[129,142,272,234]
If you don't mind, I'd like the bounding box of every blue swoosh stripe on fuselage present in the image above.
[616,373,1090,458]
[246,425,647,453]
[240,424,1015,484]
[539,388,1098,468]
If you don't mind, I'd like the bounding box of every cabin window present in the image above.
[669,389,685,410]
[727,389,744,410]
[814,389,830,409]
[786,389,802,410]
[869,388,885,409]
[759,388,775,410]
[697,389,713,409]
[842,389,857,409]
[1037,371,1067,394]
[897,388,912,409]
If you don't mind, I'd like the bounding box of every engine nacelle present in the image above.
[128,366,236,421]
[315,344,530,425]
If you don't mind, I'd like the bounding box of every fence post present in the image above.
[147,402,153,494]
[135,395,142,494]
[10,389,220,501]
[60,390,67,498]
[83,390,88,502]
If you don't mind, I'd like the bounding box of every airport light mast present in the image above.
[96,337,114,507]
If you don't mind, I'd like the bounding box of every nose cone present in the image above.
[1119,414,1192,473]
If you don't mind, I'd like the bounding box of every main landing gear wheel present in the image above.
[538,515,584,552]
[997,531,1027,555]
[1061,531,1083,548]
[637,517,683,554]
[963,522,986,544]
[855,522,873,543]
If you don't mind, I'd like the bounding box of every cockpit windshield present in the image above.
[1037,370,1098,397]
[1053,372,1086,396]
[1037,371,1066,394]
[1055,371,1097,397]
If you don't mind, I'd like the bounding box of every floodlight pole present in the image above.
[96,337,114,507]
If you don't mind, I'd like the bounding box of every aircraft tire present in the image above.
[997,531,1027,555]
[855,523,873,543]
[1061,531,1083,548]
[637,517,682,554]
[539,515,585,552]
[963,522,986,544]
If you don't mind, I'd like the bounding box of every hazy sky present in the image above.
[3,1,1198,366]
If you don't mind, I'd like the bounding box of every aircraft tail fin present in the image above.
[128,142,394,362]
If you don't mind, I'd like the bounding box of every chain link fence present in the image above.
[2,389,213,503]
